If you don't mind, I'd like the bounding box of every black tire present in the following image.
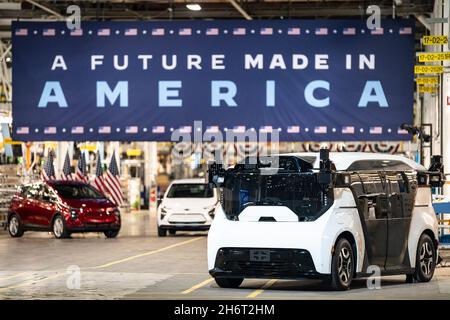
[214,277,244,288]
[413,233,436,282]
[52,215,70,239]
[330,238,355,291]
[169,230,176,235]
[157,226,167,237]
[8,214,24,238]
[104,230,120,238]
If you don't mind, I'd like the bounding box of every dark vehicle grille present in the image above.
[214,248,316,277]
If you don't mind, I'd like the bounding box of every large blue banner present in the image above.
[12,20,414,141]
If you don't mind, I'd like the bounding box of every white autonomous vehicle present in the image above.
[157,178,218,236]
[207,150,444,290]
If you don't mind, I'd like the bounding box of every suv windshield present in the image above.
[167,183,214,198]
[52,184,106,200]
[221,172,333,221]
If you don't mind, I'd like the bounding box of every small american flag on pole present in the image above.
[315,28,328,35]
[125,28,138,36]
[343,27,356,35]
[179,28,192,36]
[370,126,383,134]
[288,28,301,35]
[260,28,273,35]
[399,27,412,35]
[15,28,28,36]
[152,28,165,36]
[287,126,300,133]
[93,152,107,194]
[152,126,165,134]
[233,28,246,35]
[44,127,57,134]
[16,127,29,135]
[371,27,384,35]
[70,28,83,36]
[314,126,327,134]
[75,152,89,183]
[98,126,111,134]
[342,126,355,134]
[398,128,409,134]
[41,150,56,181]
[61,150,73,180]
[206,28,219,36]
[125,126,138,134]
[97,28,111,36]
[43,28,56,36]
[104,152,123,206]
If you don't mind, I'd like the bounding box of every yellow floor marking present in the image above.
[247,279,278,298]
[91,237,203,269]
[0,272,29,282]
[0,273,63,292]
[182,277,214,294]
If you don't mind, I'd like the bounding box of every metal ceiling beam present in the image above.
[227,0,253,20]
[23,0,64,20]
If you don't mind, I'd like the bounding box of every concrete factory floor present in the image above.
[0,211,449,300]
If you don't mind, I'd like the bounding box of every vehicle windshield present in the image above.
[167,183,214,198]
[220,172,333,221]
[52,184,106,200]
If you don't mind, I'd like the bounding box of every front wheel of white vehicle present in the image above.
[413,234,436,283]
[330,238,354,291]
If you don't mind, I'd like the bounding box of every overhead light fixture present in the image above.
[186,3,202,11]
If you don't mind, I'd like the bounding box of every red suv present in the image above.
[7,180,121,239]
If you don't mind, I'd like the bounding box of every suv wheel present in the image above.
[104,230,120,238]
[53,215,70,239]
[214,277,244,288]
[413,234,436,282]
[157,226,166,237]
[330,238,354,290]
[169,230,176,235]
[8,214,24,238]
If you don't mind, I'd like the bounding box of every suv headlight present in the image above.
[207,207,216,218]
[107,208,120,217]
[70,209,79,220]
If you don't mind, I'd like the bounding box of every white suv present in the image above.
[157,179,218,236]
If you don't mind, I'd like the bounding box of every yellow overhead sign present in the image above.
[79,144,97,152]
[418,52,450,62]
[422,36,448,46]
[414,65,444,74]
[3,138,22,145]
[418,86,438,93]
[415,77,439,85]
[126,149,142,157]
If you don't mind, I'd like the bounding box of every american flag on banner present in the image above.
[41,150,56,181]
[43,28,56,36]
[70,28,83,36]
[233,28,246,35]
[125,126,138,134]
[179,28,192,36]
[315,28,328,35]
[287,126,300,133]
[260,28,273,35]
[314,126,327,134]
[342,126,355,134]
[152,126,165,133]
[44,126,57,134]
[71,126,84,134]
[206,28,219,36]
[343,27,356,35]
[125,28,138,36]
[179,126,192,133]
[288,28,301,35]
[233,126,246,133]
[93,152,107,194]
[152,28,165,36]
[15,28,28,36]
[104,153,123,206]
[97,28,110,36]
[75,152,89,183]
[206,126,219,133]
[398,128,409,134]
[16,127,29,135]
[98,126,111,134]
[61,150,73,180]
[370,126,383,134]
[399,27,412,35]
[371,27,384,35]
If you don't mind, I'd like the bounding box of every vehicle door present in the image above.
[21,184,43,226]
[385,172,416,269]
[34,184,58,227]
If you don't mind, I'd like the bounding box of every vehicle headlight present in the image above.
[208,207,216,218]
[70,209,79,220]
[107,208,120,217]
